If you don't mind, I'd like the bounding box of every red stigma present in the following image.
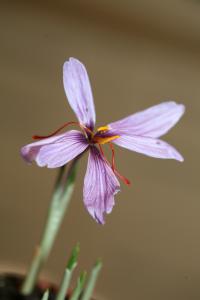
[32,121,93,140]
[109,143,131,186]
[98,143,131,186]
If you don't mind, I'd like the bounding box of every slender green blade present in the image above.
[81,260,102,300]
[70,271,87,300]
[67,243,80,270]
[55,269,71,300]
[41,290,49,300]
[55,244,80,300]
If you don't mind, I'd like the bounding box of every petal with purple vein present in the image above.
[113,135,184,161]
[108,101,185,138]
[63,58,96,130]
[21,130,89,168]
[83,146,120,224]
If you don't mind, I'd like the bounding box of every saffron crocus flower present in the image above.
[21,58,185,224]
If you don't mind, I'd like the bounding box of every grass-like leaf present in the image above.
[81,260,102,300]
[55,244,80,300]
[70,271,87,300]
[41,290,49,300]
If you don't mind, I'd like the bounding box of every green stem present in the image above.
[21,159,78,295]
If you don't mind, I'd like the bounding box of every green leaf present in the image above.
[81,260,102,300]
[41,290,49,300]
[70,271,87,300]
[67,243,80,270]
[55,244,80,300]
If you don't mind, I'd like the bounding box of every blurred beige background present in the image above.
[0,1,199,299]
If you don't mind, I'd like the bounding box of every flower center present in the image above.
[32,121,130,186]
[32,122,119,145]
[92,126,120,145]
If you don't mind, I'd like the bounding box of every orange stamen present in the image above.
[93,135,119,145]
[96,125,109,133]
[32,121,93,140]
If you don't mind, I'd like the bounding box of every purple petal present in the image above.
[21,130,89,168]
[83,146,120,224]
[108,102,185,138]
[63,58,96,130]
[113,135,184,161]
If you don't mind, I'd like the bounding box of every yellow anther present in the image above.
[93,135,120,145]
[97,125,109,133]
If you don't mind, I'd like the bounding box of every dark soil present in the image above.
[0,274,62,300]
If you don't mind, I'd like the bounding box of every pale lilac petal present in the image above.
[21,133,68,163]
[113,135,184,161]
[108,102,185,138]
[83,146,120,224]
[21,130,89,168]
[63,58,96,129]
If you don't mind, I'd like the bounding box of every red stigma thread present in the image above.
[109,143,131,186]
[98,144,131,186]
[32,121,93,140]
